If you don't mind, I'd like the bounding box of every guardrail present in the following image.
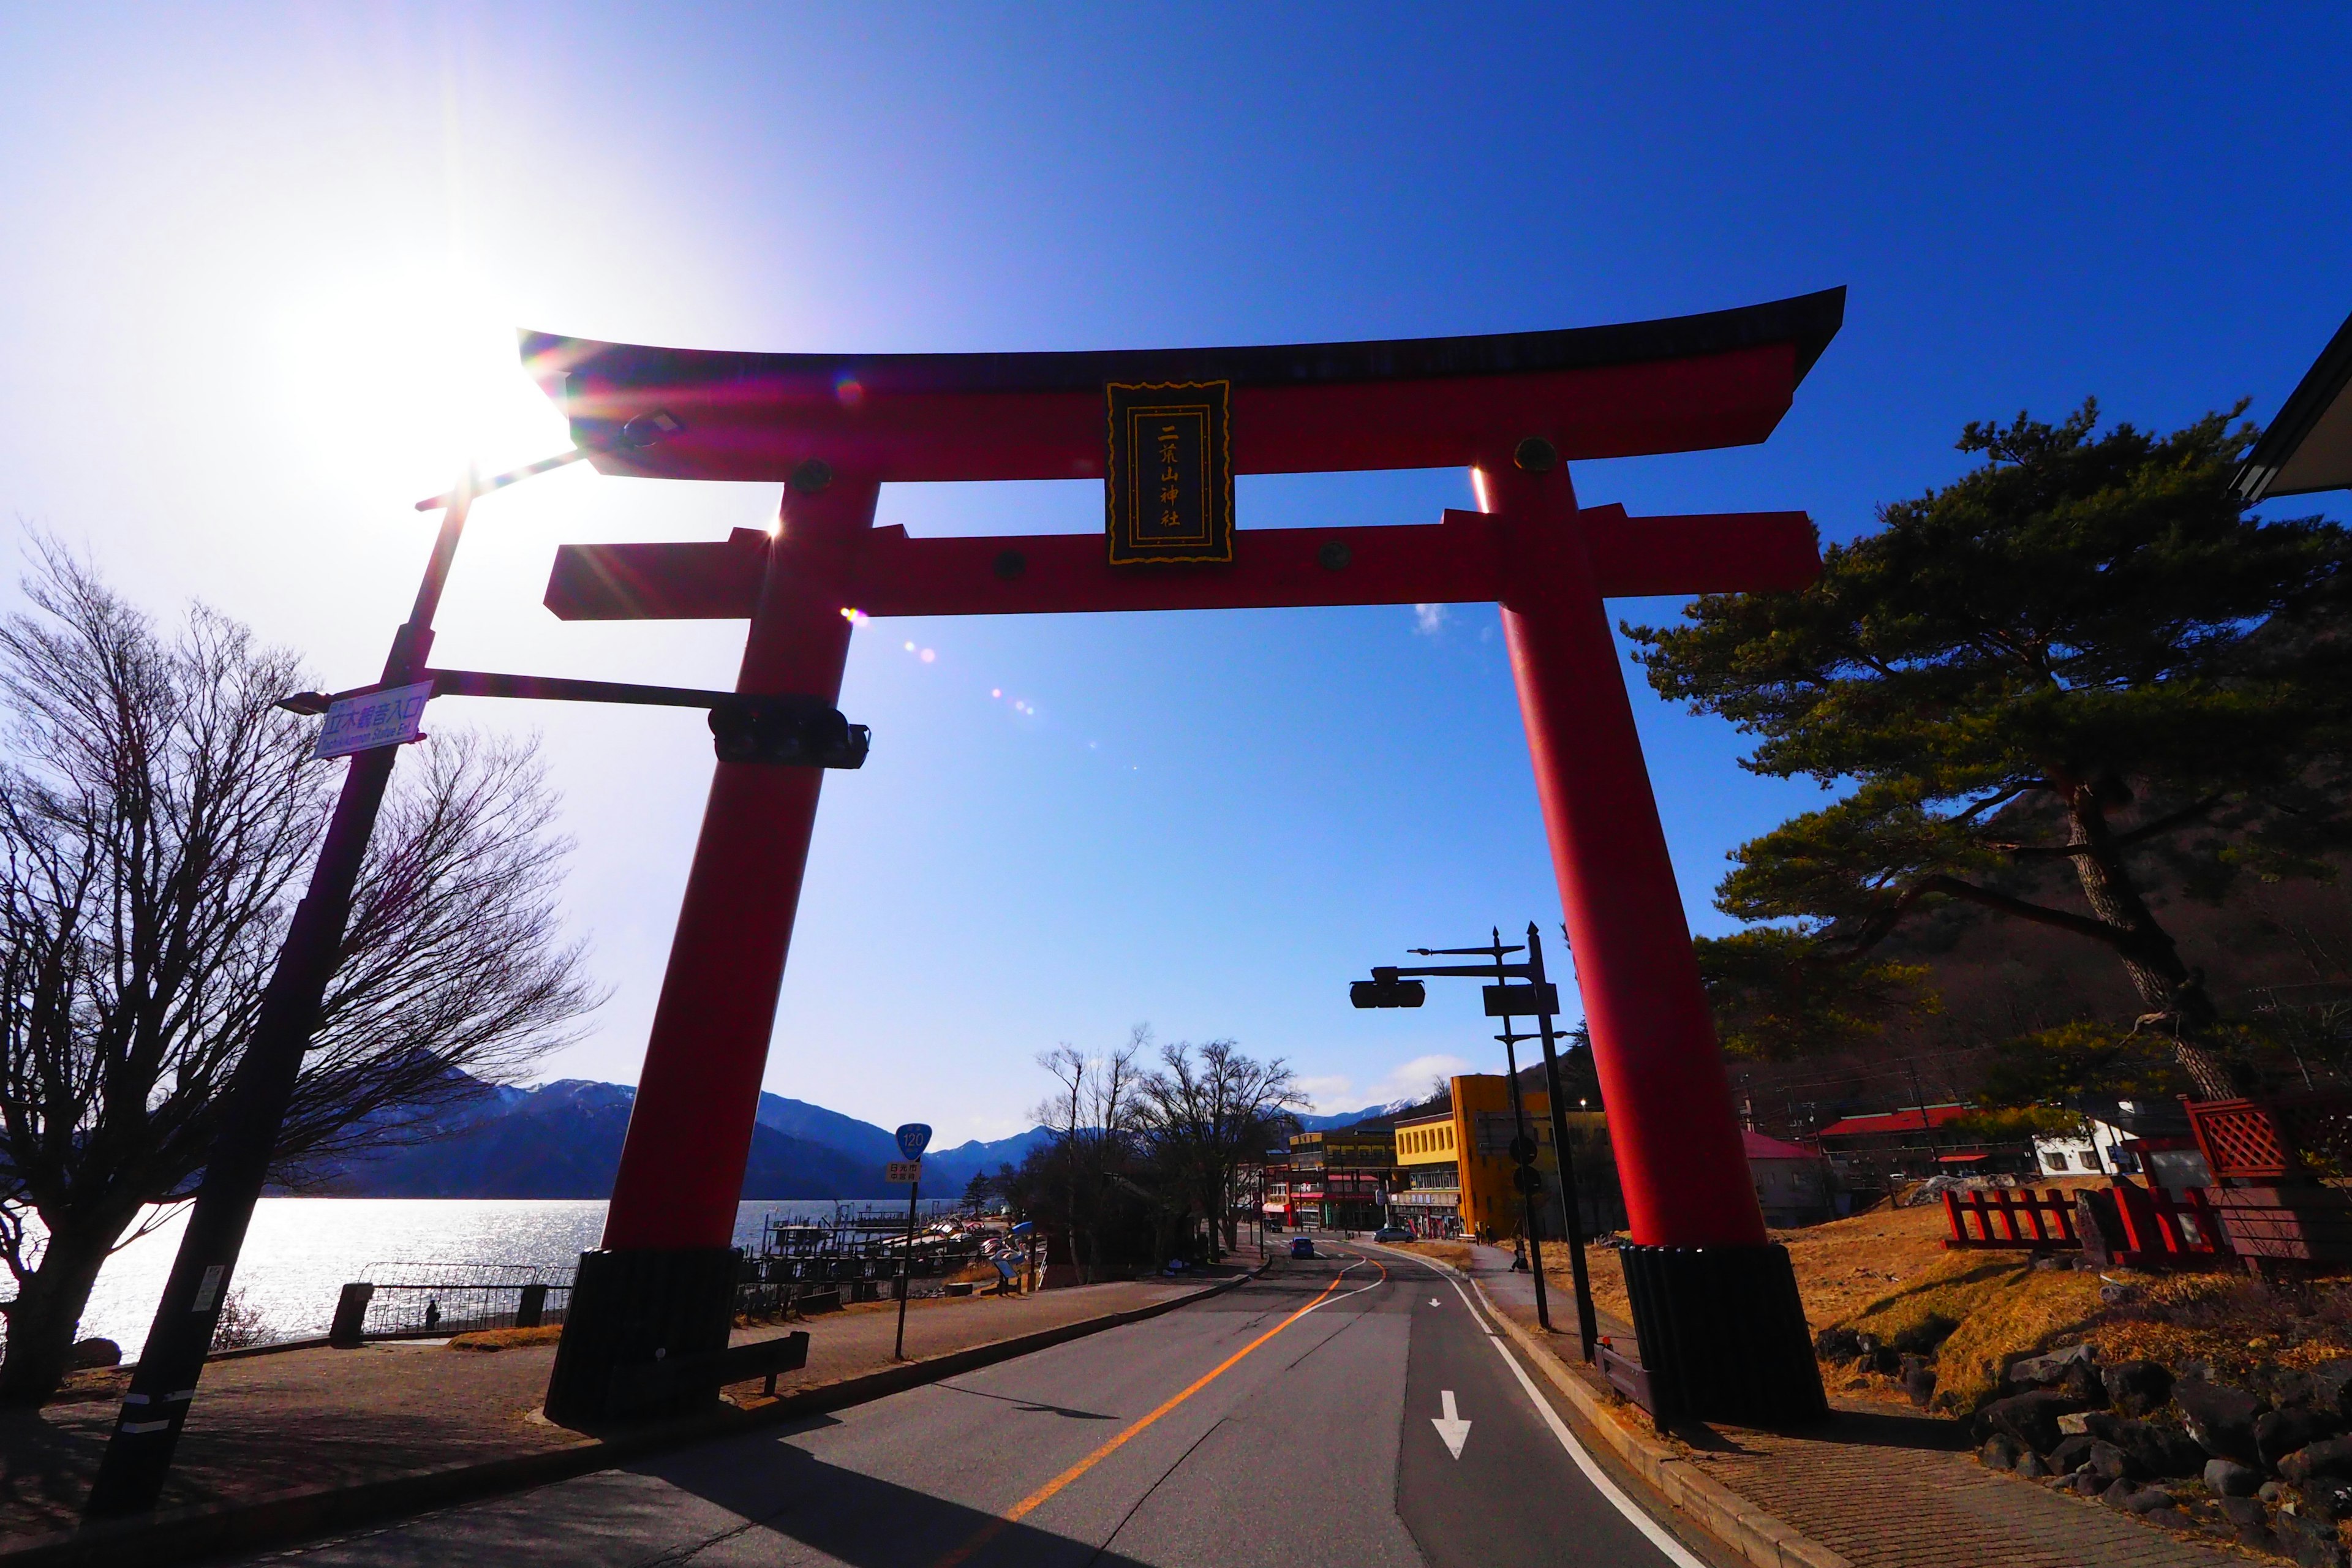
[329,1263,571,1346]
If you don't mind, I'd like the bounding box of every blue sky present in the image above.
[2,6,2346,1137]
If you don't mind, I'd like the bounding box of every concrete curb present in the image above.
[1363,1243,1852,1568]
[1,1270,1263,1568]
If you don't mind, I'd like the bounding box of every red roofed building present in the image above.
[1813,1102,2029,1188]
[1744,1129,1836,1227]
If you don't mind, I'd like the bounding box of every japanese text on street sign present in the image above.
[315,680,434,760]
[884,1160,922,1184]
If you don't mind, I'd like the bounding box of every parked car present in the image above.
[1289,1237,1316,1259]
[1373,1226,1411,1243]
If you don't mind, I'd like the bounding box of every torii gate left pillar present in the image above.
[532,292,1842,1429]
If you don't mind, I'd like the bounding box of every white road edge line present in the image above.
[1411,1257,1708,1568]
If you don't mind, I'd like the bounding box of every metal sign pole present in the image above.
[889,1122,931,1362]
[894,1174,920,1362]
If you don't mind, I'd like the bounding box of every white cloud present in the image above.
[1296,1073,1357,1111]
[1412,603,1449,636]
[1370,1054,1476,1104]
[1298,1054,1477,1114]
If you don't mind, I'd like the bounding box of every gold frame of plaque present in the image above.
[1104,380,1232,565]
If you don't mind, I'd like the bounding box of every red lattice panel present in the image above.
[2189,1099,2293,1180]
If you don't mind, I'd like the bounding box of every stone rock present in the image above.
[2222,1496,2273,1528]
[2272,1368,2326,1411]
[2282,1436,2352,1488]
[67,1338,121,1369]
[2274,1508,2349,1568]
[1904,1365,1938,1409]
[2007,1341,2098,1390]
[2266,1481,2290,1502]
[1980,1434,2021,1471]
[2313,1362,2352,1422]
[2103,1359,2173,1419]
[2101,1477,2141,1508]
[2059,1359,2106,1406]
[2264,1408,2345,1470]
[1981,1391,2088,1456]
[2304,1482,2352,1525]
[2088,1441,2135,1483]
[2057,1411,2092,1437]
[2176,1379,2265,1466]
[2016,1451,2050,1480]
[2116,1419,2210,1480]
[2209,1459,2266,1498]
[2124,1488,2177,1515]
[2048,1434,2100,1474]
[2100,1282,2141,1305]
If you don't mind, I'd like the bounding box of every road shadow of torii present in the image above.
[618,1416,1158,1568]
[271,1417,1157,1567]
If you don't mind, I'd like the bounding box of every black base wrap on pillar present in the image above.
[543,1246,740,1427]
[1618,1242,1827,1427]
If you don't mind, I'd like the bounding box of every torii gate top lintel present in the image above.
[521,286,1843,484]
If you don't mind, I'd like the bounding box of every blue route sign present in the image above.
[895,1123,933,1161]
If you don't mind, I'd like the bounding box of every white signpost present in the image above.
[314,681,434,760]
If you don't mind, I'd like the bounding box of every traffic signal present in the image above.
[1350,968,1426,1009]
[709,695,871,768]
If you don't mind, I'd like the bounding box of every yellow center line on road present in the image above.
[931,1255,1388,1568]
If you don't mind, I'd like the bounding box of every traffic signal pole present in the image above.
[1526,924,1599,1363]
[85,487,476,1518]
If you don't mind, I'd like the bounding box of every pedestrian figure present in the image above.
[424,1298,440,1330]
[1510,1235,1528,1272]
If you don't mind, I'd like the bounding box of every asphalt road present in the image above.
[244,1245,1719,1567]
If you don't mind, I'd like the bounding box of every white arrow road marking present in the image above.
[1431,1389,1471,1458]
[1360,1238,1703,1568]
[1430,1297,1442,1306]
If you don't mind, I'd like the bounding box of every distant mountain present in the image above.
[755,1093,902,1166]
[1294,1098,1419,1131]
[318,1074,1057,1200]
[920,1127,1057,1189]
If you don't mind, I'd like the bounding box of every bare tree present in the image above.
[1135,1039,1305,1261]
[1027,1027,1145,1283]
[0,546,597,1403]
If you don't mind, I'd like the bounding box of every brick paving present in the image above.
[1463,1242,2243,1568]
[0,1275,1209,1544]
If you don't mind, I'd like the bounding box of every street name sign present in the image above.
[315,680,434,760]
[884,1159,922,1184]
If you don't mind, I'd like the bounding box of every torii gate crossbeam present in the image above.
[532,292,1842,1429]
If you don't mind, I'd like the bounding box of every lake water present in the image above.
[40,1198,952,1353]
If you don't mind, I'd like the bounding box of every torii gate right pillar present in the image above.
[1487,450,1825,1427]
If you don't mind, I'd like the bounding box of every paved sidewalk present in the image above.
[0,1276,1215,1544]
[1457,1242,2237,1568]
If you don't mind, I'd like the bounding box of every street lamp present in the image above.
[1349,922,1600,1363]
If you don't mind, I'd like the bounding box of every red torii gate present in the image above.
[532,290,1842,1427]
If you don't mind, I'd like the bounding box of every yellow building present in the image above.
[1391,1074,1569,1240]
